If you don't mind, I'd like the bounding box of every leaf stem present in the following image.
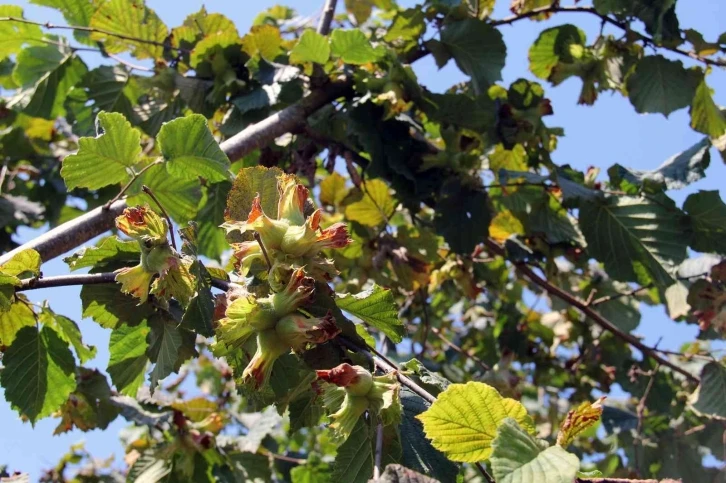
[253,232,273,272]
[141,185,177,250]
[104,160,163,210]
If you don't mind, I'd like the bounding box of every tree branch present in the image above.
[16,272,231,292]
[0,200,127,266]
[0,17,189,53]
[482,239,700,383]
[317,0,338,35]
[491,5,725,68]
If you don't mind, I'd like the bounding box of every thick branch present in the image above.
[482,239,700,383]
[317,0,338,35]
[0,200,127,266]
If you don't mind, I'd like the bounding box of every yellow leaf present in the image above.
[345,179,395,227]
[242,25,283,60]
[489,210,525,242]
[488,143,528,175]
[417,381,535,463]
[320,172,348,207]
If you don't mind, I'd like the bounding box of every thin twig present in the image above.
[417,289,430,359]
[431,327,491,373]
[0,17,189,53]
[107,53,153,72]
[141,185,177,250]
[634,364,660,475]
[253,232,272,272]
[374,422,384,479]
[591,285,651,306]
[104,160,163,210]
[482,239,700,383]
[475,462,495,483]
[16,271,231,292]
[317,0,338,35]
[490,5,726,68]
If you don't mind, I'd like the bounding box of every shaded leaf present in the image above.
[684,190,726,255]
[434,178,491,254]
[39,307,96,364]
[64,236,140,271]
[331,418,374,483]
[490,418,580,483]
[626,56,700,117]
[690,361,726,419]
[0,326,76,424]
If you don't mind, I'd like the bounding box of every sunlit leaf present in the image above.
[89,0,169,59]
[345,179,396,227]
[336,284,404,343]
[290,30,331,65]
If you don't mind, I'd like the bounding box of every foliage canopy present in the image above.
[0,0,725,482]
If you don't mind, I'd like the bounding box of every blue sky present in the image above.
[2,0,725,479]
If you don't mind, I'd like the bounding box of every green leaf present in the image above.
[226,166,283,222]
[490,418,580,483]
[61,111,141,190]
[108,322,149,397]
[30,0,94,44]
[440,18,506,93]
[197,182,232,260]
[331,418,374,483]
[626,56,700,117]
[345,179,396,227]
[421,92,497,132]
[608,137,711,191]
[81,282,155,329]
[690,361,726,419]
[684,190,726,255]
[417,381,534,462]
[336,284,404,343]
[127,163,201,224]
[399,388,459,483]
[434,178,491,254]
[0,326,76,424]
[157,114,231,182]
[345,0,373,24]
[291,459,331,483]
[690,80,726,139]
[290,30,331,65]
[9,44,87,119]
[39,307,96,364]
[146,317,182,389]
[579,195,688,287]
[0,297,36,346]
[73,66,139,123]
[64,236,140,271]
[224,452,273,482]
[181,260,215,337]
[89,0,168,59]
[376,464,439,483]
[126,452,171,482]
[529,24,586,80]
[0,5,44,62]
[0,248,41,277]
[330,29,383,65]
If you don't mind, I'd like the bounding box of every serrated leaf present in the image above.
[127,163,201,223]
[0,297,36,346]
[690,80,726,139]
[9,44,87,119]
[399,388,459,482]
[39,307,96,364]
[417,381,534,462]
[0,248,41,277]
[336,284,404,343]
[0,6,44,62]
[684,190,726,255]
[690,361,726,419]
[579,195,688,287]
[290,30,331,65]
[331,29,384,65]
[64,236,140,271]
[61,111,141,190]
[81,282,155,329]
[241,24,283,60]
[147,316,183,390]
[108,322,149,397]
[320,172,348,207]
[226,166,283,223]
[30,0,94,44]
[0,326,76,424]
[434,178,491,254]
[197,182,232,260]
[608,137,711,192]
[331,418,374,483]
[490,418,580,483]
[157,114,230,182]
[89,0,168,60]
[345,179,396,227]
[626,56,700,117]
[529,24,586,80]
[69,66,139,131]
[440,18,506,94]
